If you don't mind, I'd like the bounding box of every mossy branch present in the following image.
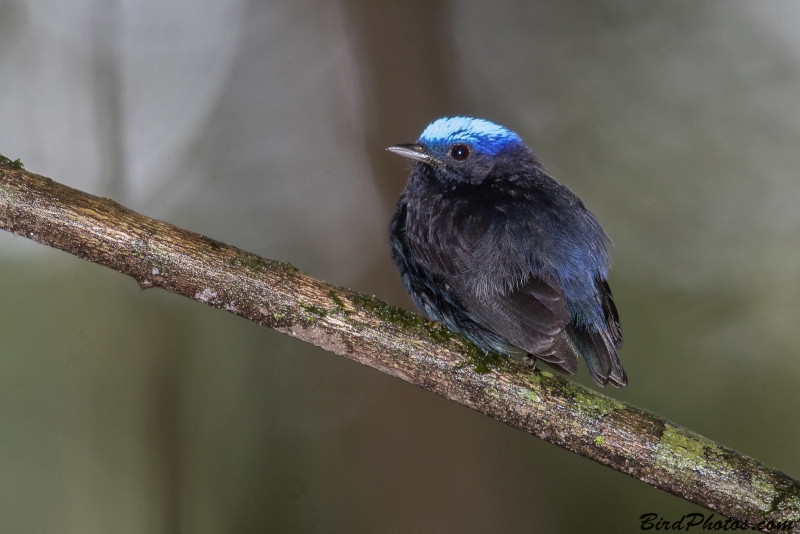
[0,159,797,532]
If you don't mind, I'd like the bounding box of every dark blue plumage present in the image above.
[388,117,626,387]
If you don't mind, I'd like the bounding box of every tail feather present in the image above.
[534,336,578,375]
[566,324,627,388]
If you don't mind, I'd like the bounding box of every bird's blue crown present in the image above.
[418,117,523,156]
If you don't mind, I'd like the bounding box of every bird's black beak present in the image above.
[386,143,441,165]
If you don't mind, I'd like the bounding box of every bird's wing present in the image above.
[458,275,577,372]
[405,200,575,367]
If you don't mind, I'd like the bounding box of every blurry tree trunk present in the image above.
[341,0,465,303]
[341,0,460,208]
[0,161,797,533]
[91,0,127,201]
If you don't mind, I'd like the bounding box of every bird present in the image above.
[387,117,626,387]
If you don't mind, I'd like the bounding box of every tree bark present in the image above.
[0,159,797,532]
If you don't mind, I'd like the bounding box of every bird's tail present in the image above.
[565,324,627,388]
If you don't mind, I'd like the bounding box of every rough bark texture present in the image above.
[0,159,797,532]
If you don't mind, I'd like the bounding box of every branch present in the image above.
[0,159,797,532]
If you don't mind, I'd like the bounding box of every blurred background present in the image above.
[1,1,799,532]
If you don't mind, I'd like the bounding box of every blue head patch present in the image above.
[418,117,523,156]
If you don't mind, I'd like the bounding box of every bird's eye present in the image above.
[449,144,470,161]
